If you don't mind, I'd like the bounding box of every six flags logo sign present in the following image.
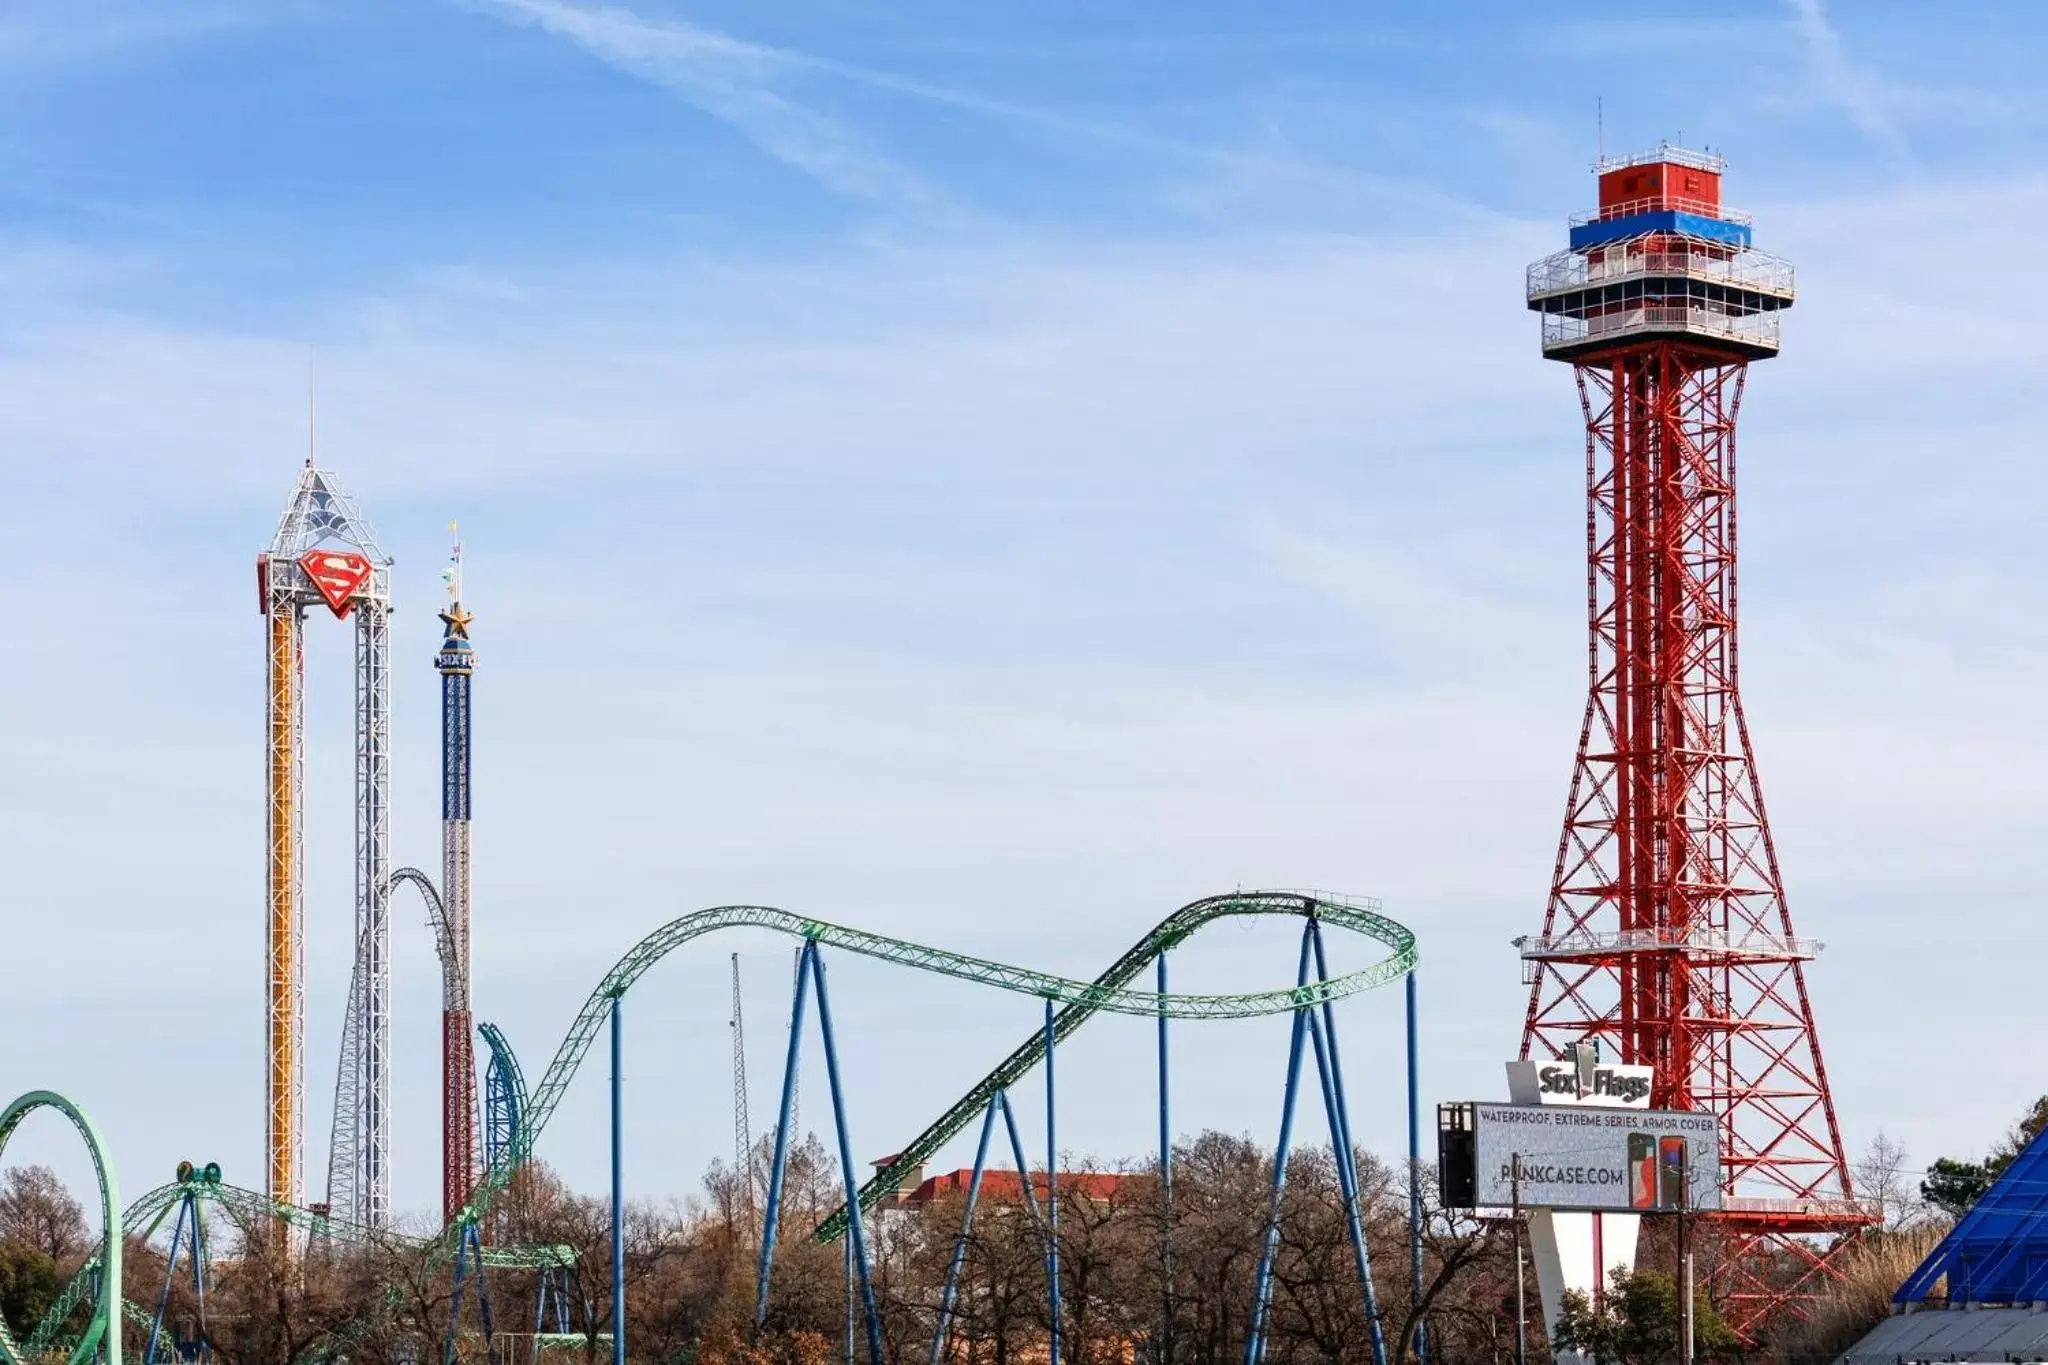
[1537,1064,1652,1105]
[296,549,373,619]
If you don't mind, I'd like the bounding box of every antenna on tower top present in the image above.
[307,359,317,468]
[442,522,463,604]
[1597,96,1604,161]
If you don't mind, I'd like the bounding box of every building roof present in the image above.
[902,1168,1133,1208]
[1896,1123,2048,1306]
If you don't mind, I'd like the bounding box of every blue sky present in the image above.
[1,0,2045,1223]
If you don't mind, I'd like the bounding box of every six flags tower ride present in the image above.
[261,463,393,1224]
[436,535,482,1224]
[1519,145,1872,1333]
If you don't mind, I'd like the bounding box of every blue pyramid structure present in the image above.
[1897,1125,2048,1305]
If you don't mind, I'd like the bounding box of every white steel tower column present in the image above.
[355,588,393,1227]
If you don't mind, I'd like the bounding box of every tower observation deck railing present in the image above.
[1594,142,1726,176]
[1514,925,1821,961]
[1538,305,1782,354]
[1526,241,1795,301]
[1571,196,1753,227]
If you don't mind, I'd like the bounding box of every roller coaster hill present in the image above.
[0,891,1430,1365]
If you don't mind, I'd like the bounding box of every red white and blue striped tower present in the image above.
[1519,145,1871,1337]
[436,530,481,1224]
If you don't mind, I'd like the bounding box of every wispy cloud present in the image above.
[0,0,294,69]
[1784,0,1913,166]
[467,0,935,204]
[461,0,1488,230]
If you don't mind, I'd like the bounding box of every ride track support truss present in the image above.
[229,890,1410,1365]
[403,890,1416,1365]
[450,891,1415,1242]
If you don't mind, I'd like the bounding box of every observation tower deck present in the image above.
[1526,143,1794,361]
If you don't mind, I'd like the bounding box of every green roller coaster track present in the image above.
[458,890,1415,1245]
[0,1091,119,1365]
[23,891,1411,1362]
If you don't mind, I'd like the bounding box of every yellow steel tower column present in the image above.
[265,598,305,1210]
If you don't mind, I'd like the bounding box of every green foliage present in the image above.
[1551,1267,1740,1365]
[1988,1095,2048,1180]
[1920,1094,2048,1219]
[0,1238,65,1339]
[1920,1156,1992,1220]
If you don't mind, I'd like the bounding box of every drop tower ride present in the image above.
[262,462,393,1225]
[1518,145,1870,1332]
[436,533,482,1224]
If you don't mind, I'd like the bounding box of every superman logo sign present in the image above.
[298,549,373,619]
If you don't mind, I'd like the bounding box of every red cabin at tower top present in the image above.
[1595,144,1723,218]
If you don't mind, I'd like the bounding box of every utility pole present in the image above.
[1512,1155,1526,1365]
[1678,1142,1695,1365]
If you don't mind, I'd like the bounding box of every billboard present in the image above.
[1463,1102,1720,1212]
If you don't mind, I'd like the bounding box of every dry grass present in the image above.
[1767,1227,1948,1363]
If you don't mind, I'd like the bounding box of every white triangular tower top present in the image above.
[267,462,390,564]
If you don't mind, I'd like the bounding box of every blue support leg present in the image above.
[1308,924,1387,1365]
[1158,952,1173,1365]
[1045,998,1062,1365]
[610,996,625,1365]
[1407,971,1425,1365]
[754,941,817,1335]
[808,949,886,1365]
[931,1095,1002,1365]
[144,1195,190,1365]
[445,1224,470,1365]
[997,1093,1046,1229]
[1305,1009,1387,1365]
[193,1201,210,1363]
[1244,929,1315,1365]
[476,1226,498,1365]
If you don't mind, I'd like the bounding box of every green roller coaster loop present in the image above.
[0,1091,121,1365]
[26,1166,575,1359]
[454,891,1415,1245]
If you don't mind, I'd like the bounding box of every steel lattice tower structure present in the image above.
[263,462,394,1225]
[1518,145,1870,1332]
[436,532,482,1225]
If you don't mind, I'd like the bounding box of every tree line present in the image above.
[0,1115,2003,1365]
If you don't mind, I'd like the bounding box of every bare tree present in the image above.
[1853,1131,1930,1233]
[0,1166,89,1262]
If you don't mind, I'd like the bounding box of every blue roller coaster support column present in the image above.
[1304,1011,1387,1365]
[444,1223,496,1365]
[1308,924,1387,1365]
[808,949,884,1365]
[1244,931,1314,1365]
[1045,997,1062,1365]
[610,996,624,1365]
[143,1193,192,1365]
[754,941,816,1336]
[997,1096,1043,1228]
[1158,952,1173,1365]
[931,1094,1002,1365]
[1407,971,1425,1365]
